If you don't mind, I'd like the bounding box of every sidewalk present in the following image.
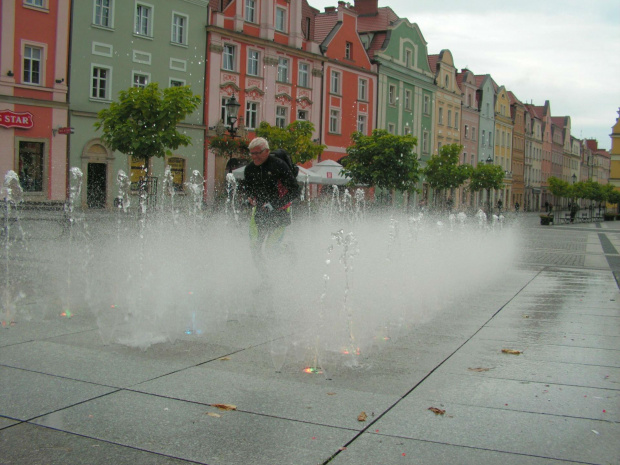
[0,212,618,465]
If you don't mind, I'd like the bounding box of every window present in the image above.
[135,3,152,36]
[331,70,340,94]
[276,106,287,128]
[422,131,429,153]
[482,130,485,146]
[464,125,469,139]
[463,152,467,164]
[298,62,309,87]
[167,157,185,192]
[444,75,449,88]
[275,7,286,32]
[357,114,366,134]
[404,125,411,135]
[94,0,112,27]
[455,112,459,129]
[245,101,258,129]
[488,131,492,146]
[297,109,308,120]
[305,17,311,40]
[23,46,42,85]
[404,89,411,111]
[345,42,352,60]
[358,78,367,101]
[247,50,260,76]
[220,96,229,124]
[91,66,110,99]
[133,72,148,88]
[329,109,340,133]
[245,0,255,23]
[438,108,443,125]
[18,141,45,193]
[467,94,472,107]
[170,78,185,87]
[25,0,44,6]
[388,123,396,135]
[423,95,430,114]
[405,49,412,68]
[447,110,452,127]
[222,44,235,71]
[130,155,148,188]
[171,13,187,45]
[277,57,289,82]
[388,84,396,105]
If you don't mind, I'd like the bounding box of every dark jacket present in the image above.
[241,155,299,227]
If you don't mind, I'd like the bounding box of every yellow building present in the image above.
[494,86,513,208]
[610,110,620,203]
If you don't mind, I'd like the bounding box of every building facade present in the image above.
[69,0,208,208]
[0,0,70,204]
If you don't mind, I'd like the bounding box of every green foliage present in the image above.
[572,179,613,202]
[548,176,573,199]
[469,163,504,193]
[94,83,201,162]
[208,135,249,160]
[607,189,620,206]
[342,130,420,192]
[423,144,471,191]
[255,120,324,165]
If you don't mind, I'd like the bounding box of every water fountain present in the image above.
[2,168,518,373]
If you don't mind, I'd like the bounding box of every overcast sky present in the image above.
[311,0,620,150]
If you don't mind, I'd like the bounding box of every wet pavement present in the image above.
[1,212,619,465]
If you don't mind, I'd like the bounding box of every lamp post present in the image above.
[225,94,241,137]
[485,156,493,217]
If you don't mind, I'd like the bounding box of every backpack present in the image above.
[271,149,299,178]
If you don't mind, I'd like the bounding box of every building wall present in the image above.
[69,0,207,209]
[0,0,69,202]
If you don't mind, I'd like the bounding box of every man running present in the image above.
[241,137,299,274]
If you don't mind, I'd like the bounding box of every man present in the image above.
[241,137,299,272]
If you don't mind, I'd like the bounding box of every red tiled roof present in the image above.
[427,54,439,72]
[366,31,387,58]
[314,11,339,44]
[525,104,544,120]
[507,90,523,105]
[356,7,399,32]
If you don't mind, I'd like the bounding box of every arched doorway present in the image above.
[81,140,114,209]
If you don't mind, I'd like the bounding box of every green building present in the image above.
[68,0,207,209]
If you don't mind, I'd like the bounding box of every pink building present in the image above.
[0,0,70,203]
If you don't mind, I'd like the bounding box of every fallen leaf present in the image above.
[522,315,530,318]
[327,392,337,396]
[212,403,237,411]
[357,411,367,422]
[501,349,522,355]
[468,367,490,372]
[206,412,221,418]
[428,407,445,415]
[218,357,230,361]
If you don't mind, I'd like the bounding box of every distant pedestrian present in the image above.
[515,202,520,212]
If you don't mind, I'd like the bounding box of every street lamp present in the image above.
[572,173,577,184]
[225,94,241,137]
[485,156,493,216]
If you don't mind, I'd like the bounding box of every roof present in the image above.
[427,54,439,72]
[507,91,523,106]
[356,7,399,32]
[366,31,388,58]
[314,10,339,44]
[525,104,544,120]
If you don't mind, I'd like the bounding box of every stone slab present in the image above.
[0,338,236,388]
[411,371,619,422]
[0,417,18,430]
[475,326,620,350]
[134,366,399,430]
[0,366,116,421]
[31,390,356,465]
[370,398,619,464]
[0,422,194,465]
[328,433,585,465]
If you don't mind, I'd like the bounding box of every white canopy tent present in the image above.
[232,164,322,184]
[308,159,351,186]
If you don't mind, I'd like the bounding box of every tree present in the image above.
[342,129,420,193]
[469,163,504,216]
[548,176,573,207]
[255,120,324,165]
[422,144,471,208]
[94,83,201,165]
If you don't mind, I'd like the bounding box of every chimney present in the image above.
[353,0,379,15]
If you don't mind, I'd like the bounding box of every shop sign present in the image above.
[0,109,34,129]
